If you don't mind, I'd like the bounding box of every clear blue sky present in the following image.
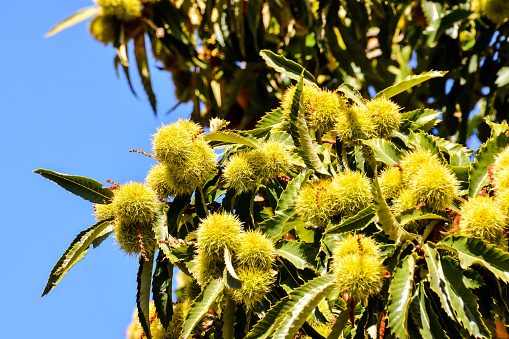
[1,1,191,337]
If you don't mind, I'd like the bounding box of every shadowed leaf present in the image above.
[137,254,155,339]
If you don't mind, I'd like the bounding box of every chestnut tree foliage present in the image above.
[37,52,509,339]
[48,0,509,143]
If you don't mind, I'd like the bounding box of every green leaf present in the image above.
[402,109,441,131]
[275,241,317,271]
[182,278,224,339]
[272,274,337,339]
[205,131,262,149]
[260,50,316,84]
[424,243,490,338]
[409,283,449,339]
[337,83,366,108]
[45,6,98,37]
[246,274,336,339]
[223,295,236,339]
[374,71,447,99]
[41,219,112,296]
[256,108,284,129]
[387,253,416,339]
[439,236,509,283]
[224,248,242,289]
[137,254,155,339]
[362,139,403,166]
[399,207,448,226]
[324,204,377,234]
[496,67,509,87]
[288,72,329,175]
[134,32,156,114]
[372,174,415,243]
[152,250,173,329]
[34,169,114,204]
[259,173,306,239]
[114,55,138,98]
[468,129,509,197]
[407,132,441,155]
[91,222,114,248]
[326,308,350,339]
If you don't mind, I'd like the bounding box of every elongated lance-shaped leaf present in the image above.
[372,174,415,243]
[34,169,114,204]
[259,173,306,238]
[326,308,350,339]
[153,203,171,257]
[256,108,284,129]
[41,219,112,296]
[423,244,490,338]
[205,131,262,149]
[468,128,509,197]
[134,31,156,114]
[181,278,224,339]
[91,222,114,248]
[387,253,416,339]
[224,248,242,289]
[45,6,98,37]
[114,55,138,97]
[223,295,236,339]
[275,241,317,271]
[399,208,448,226]
[402,109,441,131]
[337,83,366,108]
[374,71,447,99]
[289,72,329,175]
[272,275,337,339]
[152,250,173,329]
[439,236,509,283]
[167,194,191,237]
[246,273,336,339]
[324,204,377,235]
[260,50,316,84]
[362,139,403,167]
[137,254,155,339]
[409,283,449,339]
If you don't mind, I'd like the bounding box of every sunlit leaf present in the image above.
[45,6,98,37]
[375,71,447,99]
[288,72,329,175]
[387,253,416,339]
[439,236,509,283]
[41,219,112,296]
[324,204,377,234]
[337,83,366,107]
[275,240,317,271]
[362,139,403,166]
[246,274,336,339]
[182,278,224,338]
[468,128,509,197]
[34,169,114,204]
[260,50,316,83]
[424,243,489,338]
